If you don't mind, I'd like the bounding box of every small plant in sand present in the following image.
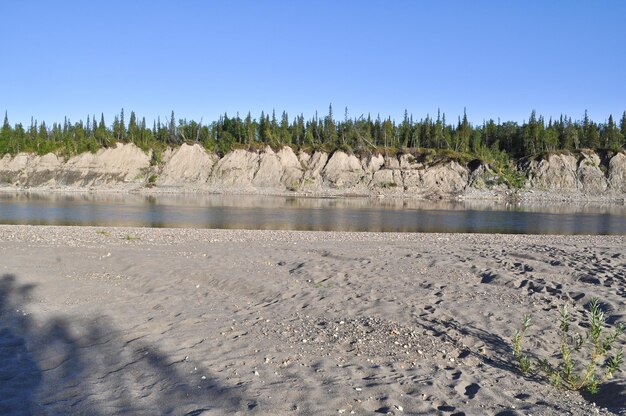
[125,234,140,241]
[512,298,624,394]
[96,230,111,237]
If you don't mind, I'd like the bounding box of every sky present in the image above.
[1,1,625,127]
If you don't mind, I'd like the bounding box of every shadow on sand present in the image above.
[422,315,626,414]
[0,274,251,415]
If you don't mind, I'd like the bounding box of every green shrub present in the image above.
[150,148,162,166]
[496,166,526,189]
[512,298,624,393]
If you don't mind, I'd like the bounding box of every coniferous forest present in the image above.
[1,107,625,165]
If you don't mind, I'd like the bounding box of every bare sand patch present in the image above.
[0,226,624,415]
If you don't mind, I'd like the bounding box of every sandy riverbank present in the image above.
[0,226,624,415]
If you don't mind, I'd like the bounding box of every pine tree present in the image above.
[457,108,471,152]
[293,114,305,146]
[119,108,126,142]
[140,117,147,144]
[434,109,444,149]
[244,112,254,144]
[37,121,48,153]
[279,111,290,145]
[259,111,272,144]
[92,114,98,138]
[374,114,383,147]
[522,111,540,155]
[421,115,432,148]
[270,110,278,146]
[441,113,451,149]
[0,111,12,153]
[1,111,10,140]
[484,119,497,148]
[620,111,626,145]
[168,111,176,143]
[544,117,559,151]
[581,110,601,148]
[470,129,483,153]
[112,115,120,141]
[323,104,337,146]
[586,122,601,149]
[128,111,138,142]
[400,109,411,148]
[95,113,111,147]
[604,114,622,150]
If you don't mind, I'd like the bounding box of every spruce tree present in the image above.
[244,112,254,144]
[324,104,337,146]
[96,113,109,147]
[0,111,11,153]
[587,122,601,149]
[119,108,126,142]
[279,111,290,145]
[1,111,10,140]
[258,111,268,143]
[620,111,626,145]
[604,114,622,150]
[112,115,120,141]
[128,111,138,142]
[442,113,451,149]
[421,115,432,148]
[457,109,471,152]
[400,109,411,148]
[434,109,444,149]
[140,117,147,144]
[92,115,98,138]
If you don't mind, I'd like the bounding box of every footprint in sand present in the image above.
[463,382,480,399]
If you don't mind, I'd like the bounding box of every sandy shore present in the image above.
[3,185,626,206]
[0,226,624,415]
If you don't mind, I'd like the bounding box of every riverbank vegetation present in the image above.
[1,107,625,165]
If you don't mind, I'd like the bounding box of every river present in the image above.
[1,192,626,234]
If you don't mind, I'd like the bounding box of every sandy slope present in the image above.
[0,226,624,415]
[2,144,626,203]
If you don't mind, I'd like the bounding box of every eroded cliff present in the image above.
[1,143,625,200]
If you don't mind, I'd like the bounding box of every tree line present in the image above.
[1,107,625,162]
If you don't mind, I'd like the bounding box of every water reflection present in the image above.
[1,191,626,234]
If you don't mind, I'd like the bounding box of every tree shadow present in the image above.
[581,380,626,414]
[414,314,519,373]
[0,274,251,415]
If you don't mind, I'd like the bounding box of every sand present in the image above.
[0,225,624,415]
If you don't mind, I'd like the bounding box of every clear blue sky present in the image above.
[1,1,625,126]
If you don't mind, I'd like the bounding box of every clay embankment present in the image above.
[1,143,625,201]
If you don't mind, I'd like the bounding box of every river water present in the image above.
[1,192,626,235]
